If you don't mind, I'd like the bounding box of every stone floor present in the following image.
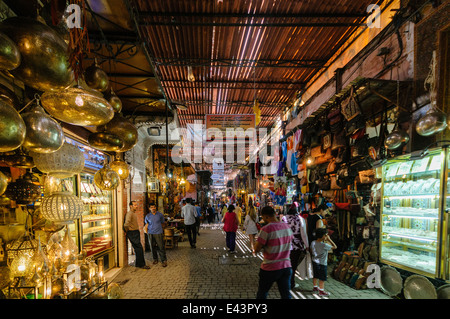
[109,222,391,300]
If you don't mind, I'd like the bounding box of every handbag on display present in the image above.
[317,175,331,190]
[345,114,366,137]
[311,146,324,158]
[326,160,337,174]
[341,86,362,121]
[322,133,332,150]
[335,146,350,164]
[330,175,342,190]
[331,130,347,150]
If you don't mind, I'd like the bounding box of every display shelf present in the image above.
[79,172,113,257]
[383,194,439,199]
[382,239,436,252]
[380,148,445,277]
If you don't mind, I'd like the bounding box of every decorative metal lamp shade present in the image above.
[7,236,38,279]
[94,164,120,190]
[31,142,85,178]
[0,171,7,196]
[109,159,130,180]
[40,192,83,224]
[4,172,41,205]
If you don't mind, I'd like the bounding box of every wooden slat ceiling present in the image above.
[132,0,385,128]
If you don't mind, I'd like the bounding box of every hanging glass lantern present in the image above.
[4,171,41,205]
[7,236,38,279]
[109,159,130,180]
[94,163,120,190]
[40,191,83,224]
[31,142,85,178]
[60,226,78,264]
[31,236,49,274]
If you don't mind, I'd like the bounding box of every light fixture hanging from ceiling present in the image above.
[187,66,195,82]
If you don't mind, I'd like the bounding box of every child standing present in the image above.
[310,228,337,296]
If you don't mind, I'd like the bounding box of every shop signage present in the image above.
[205,114,255,141]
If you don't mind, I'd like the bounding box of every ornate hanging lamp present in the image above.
[21,96,65,154]
[109,155,130,180]
[4,171,41,205]
[40,191,84,225]
[94,162,120,191]
[31,142,85,178]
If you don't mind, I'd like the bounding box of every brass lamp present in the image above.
[94,163,120,191]
[109,157,130,180]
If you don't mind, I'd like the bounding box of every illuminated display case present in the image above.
[380,147,449,279]
[64,137,116,270]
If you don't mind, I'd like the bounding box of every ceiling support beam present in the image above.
[154,57,325,68]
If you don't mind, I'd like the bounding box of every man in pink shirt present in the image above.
[253,206,294,299]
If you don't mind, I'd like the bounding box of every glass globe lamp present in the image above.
[109,159,130,180]
[40,191,84,224]
[94,164,120,190]
[31,142,85,178]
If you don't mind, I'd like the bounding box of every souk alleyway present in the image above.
[109,222,391,300]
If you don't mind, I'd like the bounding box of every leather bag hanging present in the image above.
[332,130,347,150]
[341,86,362,121]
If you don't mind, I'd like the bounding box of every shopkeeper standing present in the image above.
[144,202,167,267]
[124,201,150,269]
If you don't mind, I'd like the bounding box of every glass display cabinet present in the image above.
[380,147,448,278]
[64,137,116,271]
[79,172,113,257]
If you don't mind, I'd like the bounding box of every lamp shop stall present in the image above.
[0,6,141,299]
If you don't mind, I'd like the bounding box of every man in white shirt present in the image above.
[181,198,197,248]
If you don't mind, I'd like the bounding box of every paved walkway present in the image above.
[110,222,391,300]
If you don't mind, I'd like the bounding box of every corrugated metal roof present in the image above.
[132,0,384,128]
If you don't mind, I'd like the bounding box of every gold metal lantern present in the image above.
[21,100,65,154]
[98,113,138,152]
[0,31,21,70]
[109,159,130,180]
[94,163,120,190]
[40,85,115,127]
[0,99,26,152]
[0,17,73,92]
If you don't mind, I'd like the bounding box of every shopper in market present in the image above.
[181,198,198,248]
[206,204,214,224]
[144,202,168,267]
[234,202,243,228]
[243,201,259,254]
[282,203,309,289]
[306,204,329,243]
[222,204,239,253]
[310,228,337,296]
[123,201,150,269]
[194,201,202,236]
[253,206,294,299]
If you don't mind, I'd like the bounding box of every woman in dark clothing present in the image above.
[306,204,329,243]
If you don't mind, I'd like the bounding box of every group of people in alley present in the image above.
[123,198,336,299]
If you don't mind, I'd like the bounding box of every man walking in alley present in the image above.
[253,206,294,299]
[181,198,198,248]
[124,201,150,269]
[144,202,168,267]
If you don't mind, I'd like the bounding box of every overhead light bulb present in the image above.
[187,66,195,82]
